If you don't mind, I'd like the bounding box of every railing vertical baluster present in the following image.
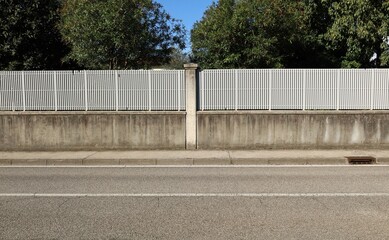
[303,69,306,111]
[336,69,340,111]
[381,69,389,109]
[201,71,205,111]
[0,73,2,110]
[268,70,272,111]
[370,69,375,110]
[177,71,181,111]
[115,70,119,111]
[84,70,88,111]
[148,70,152,111]
[54,71,58,111]
[235,69,238,111]
[22,71,26,111]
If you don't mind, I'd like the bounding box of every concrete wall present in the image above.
[0,112,186,151]
[2,111,389,151]
[197,111,389,149]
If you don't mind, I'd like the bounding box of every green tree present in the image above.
[191,0,327,69]
[191,0,236,68]
[322,0,389,68]
[230,0,311,68]
[192,0,389,69]
[294,0,343,68]
[60,0,186,69]
[0,0,69,70]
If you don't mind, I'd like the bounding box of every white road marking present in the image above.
[0,165,388,168]
[1,193,389,197]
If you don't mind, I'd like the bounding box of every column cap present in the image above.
[183,63,199,70]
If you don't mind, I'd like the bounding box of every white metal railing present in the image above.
[199,69,389,110]
[0,70,186,111]
[2,68,389,112]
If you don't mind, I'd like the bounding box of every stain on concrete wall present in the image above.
[197,111,389,149]
[0,112,186,150]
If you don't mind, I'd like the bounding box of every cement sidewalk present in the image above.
[1,150,389,166]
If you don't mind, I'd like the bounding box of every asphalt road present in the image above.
[1,166,389,239]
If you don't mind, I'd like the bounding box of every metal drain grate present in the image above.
[346,156,376,165]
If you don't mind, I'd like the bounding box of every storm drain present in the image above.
[346,156,376,165]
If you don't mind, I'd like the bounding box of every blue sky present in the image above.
[155,0,215,50]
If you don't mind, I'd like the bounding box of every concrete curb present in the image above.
[1,150,388,166]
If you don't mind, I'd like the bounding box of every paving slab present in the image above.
[231,158,269,165]
[378,157,389,164]
[305,158,347,165]
[11,159,47,165]
[193,158,231,165]
[119,159,157,165]
[0,159,11,165]
[0,151,96,160]
[47,159,84,166]
[82,159,120,166]
[156,159,194,165]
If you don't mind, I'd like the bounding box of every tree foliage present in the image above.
[0,0,69,70]
[190,0,235,68]
[191,0,389,68]
[60,0,186,69]
[191,0,320,68]
[1,0,388,70]
[322,0,389,68]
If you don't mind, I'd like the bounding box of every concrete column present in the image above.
[184,63,199,150]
